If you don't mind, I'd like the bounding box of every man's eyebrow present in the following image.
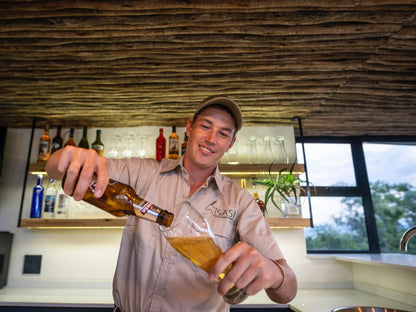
[200,116,234,133]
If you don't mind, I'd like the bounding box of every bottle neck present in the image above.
[131,197,173,226]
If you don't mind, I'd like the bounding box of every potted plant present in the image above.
[251,162,312,217]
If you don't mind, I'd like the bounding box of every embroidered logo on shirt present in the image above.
[205,201,236,221]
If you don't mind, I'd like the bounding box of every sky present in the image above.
[297,142,416,187]
[296,142,416,222]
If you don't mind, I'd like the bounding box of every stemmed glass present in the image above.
[122,131,135,157]
[108,134,121,158]
[273,136,289,164]
[136,134,148,158]
[159,203,248,304]
[247,136,258,164]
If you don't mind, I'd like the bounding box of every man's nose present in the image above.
[205,129,215,143]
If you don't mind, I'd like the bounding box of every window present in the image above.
[363,142,416,254]
[296,140,371,253]
[297,137,416,254]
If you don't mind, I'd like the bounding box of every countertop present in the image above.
[291,289,416,312]
[1,287,415,311]
[308,253,416,270]
[333,253,416,270]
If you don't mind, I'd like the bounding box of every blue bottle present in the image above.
[30,174,44,218]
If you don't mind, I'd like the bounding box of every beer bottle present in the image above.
[62,174,174,227]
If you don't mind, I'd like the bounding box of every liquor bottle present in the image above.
[181,132,188,156]
[251,178,265,215]
[91,129,104,156]
[55,180,69,218]
[240,178,247,189]
[155,128,166,162]
[43,178,57,218]
[253,192,265,215]
[78,126,89,149]
[37,124,51,164]
[160,203,247,304]
[51,125,63,154]
[62,175,174,227]
[30,174,44,218]
[64,128,76,147]
[168,125,180,159]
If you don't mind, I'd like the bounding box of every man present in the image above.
[45,96,297,312]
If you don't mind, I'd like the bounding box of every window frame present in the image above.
[296,135,416,254]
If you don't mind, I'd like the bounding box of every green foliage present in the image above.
[250,162,311,214]
[306,181,416,254]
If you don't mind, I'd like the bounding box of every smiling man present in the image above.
[45,95,297,312]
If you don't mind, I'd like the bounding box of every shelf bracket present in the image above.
[17,117,41,227]
[293,116,314,228]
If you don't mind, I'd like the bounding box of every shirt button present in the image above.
[155,288,166,296]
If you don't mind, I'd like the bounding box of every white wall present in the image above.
[0,128,353,290]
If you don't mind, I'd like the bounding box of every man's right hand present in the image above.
[45,146,109,201]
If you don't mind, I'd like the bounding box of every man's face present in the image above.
[185,106,236,170]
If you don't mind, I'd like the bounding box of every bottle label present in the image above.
[38,141,49,158]
[92,144,104,150]
[44,195,56,212]
[169,138,179,155]
[51,142,61,153]
[156,143,165,161]
[92,144,104,156]
[139,201,153,215]
[57,194,68,210]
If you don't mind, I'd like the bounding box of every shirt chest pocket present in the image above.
[209,218,237,252]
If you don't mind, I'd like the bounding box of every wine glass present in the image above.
[159,203,248,304]
[108,134,121,158]
[122,131,135,157]
[136,134,148,158]
[247,136,258,164]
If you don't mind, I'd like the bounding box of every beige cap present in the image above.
[194,96,243,131]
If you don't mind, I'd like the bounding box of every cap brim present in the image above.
[195,96,243,131]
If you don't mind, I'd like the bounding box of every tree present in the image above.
[306,181,416,254]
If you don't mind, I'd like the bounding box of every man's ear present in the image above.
[186,118,193,137]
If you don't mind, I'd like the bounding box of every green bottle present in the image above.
[78,126,90,149]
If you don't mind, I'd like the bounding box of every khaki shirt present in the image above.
[108,157,283,312]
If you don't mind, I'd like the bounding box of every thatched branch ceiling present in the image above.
[0,1,415,136]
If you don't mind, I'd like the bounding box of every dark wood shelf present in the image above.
[22,162,309,229]
[20,218,126,229]
[20,217,310,229]
[219,163,304,177]
[267,217,310,228]
[28,163,47,175]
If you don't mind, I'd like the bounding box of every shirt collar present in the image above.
[160,156,183,173]
[160,157,225,195]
